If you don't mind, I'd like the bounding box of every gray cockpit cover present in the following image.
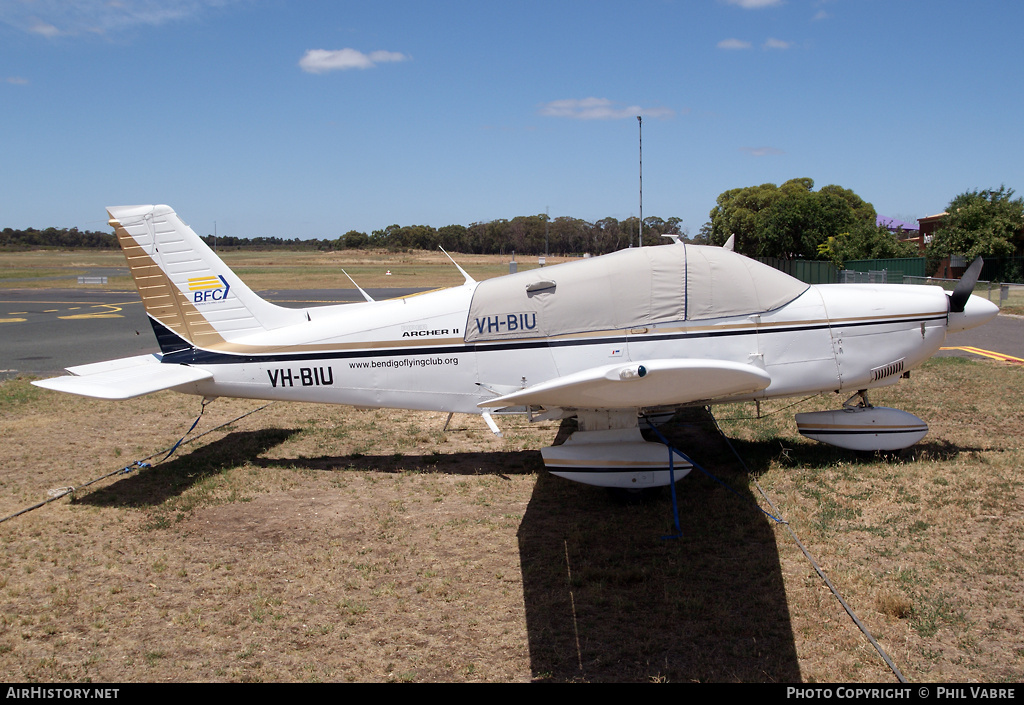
[465,244,808,342]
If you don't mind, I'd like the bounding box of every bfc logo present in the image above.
[188,275,231,304]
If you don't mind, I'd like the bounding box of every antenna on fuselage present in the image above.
[439,246,476,285]
[341,269,375,302]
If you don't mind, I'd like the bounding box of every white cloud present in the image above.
[720,38,794,51]
[717,38,752,50]
[299,48,409,74]
[538,97,674,120]
[5,76,30,85]
[0,0,240,38]
[739,146,785,157]
[29,21,62,38]
[721,0,784,8]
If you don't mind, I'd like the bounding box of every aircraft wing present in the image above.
[477,358,771,410]
[32,354,213,400]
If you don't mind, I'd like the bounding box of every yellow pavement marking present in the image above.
[59,303,124,319]
[0,300,141,306]
[941,346,1024,364]
[0,300,138,322]
[59,314,123,319]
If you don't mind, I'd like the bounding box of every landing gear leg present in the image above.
[843,390,871,409]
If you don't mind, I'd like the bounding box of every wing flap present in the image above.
[33,355,212,400]
[478,358,770,409]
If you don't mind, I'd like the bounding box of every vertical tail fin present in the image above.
[108,205,304,353]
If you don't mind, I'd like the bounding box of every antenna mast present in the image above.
[637,115,643,247]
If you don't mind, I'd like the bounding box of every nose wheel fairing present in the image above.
[795,391,928,451]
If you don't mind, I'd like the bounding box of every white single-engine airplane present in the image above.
[35,205,999,489]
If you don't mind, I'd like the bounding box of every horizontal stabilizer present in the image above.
[33,354,212,400]
[478,358,771,409]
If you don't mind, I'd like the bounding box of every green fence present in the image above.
[980,256,1024,283]
[843,257,927,278]
[757,254,1023,286]
[845,256,1022,283]
[755,257,838,284]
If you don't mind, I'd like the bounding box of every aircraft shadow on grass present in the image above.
[262,415,814,681]
[510,413,986,682]
[75,428,301,509]
[261,414,985,681]
[74,412,987,682]
[246,418,802,681]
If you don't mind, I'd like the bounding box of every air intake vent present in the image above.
[870,358,905,382]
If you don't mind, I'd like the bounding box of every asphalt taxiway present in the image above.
[0,287,426,380]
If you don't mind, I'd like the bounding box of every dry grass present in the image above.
[0,251,132,290]
[714,357,1024,683]
[1,354,1022,682]
[996,285,1024,316]
[0,250,572,291]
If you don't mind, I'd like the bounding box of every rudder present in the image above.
[108,205,303,353]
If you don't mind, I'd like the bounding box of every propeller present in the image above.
[948,256,984,313]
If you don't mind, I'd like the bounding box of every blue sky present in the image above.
[2,0,1022,241]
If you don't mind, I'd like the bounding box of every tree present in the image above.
[692,221,714,245]
[338,230,369,249]
[437,224,468,252]
[549,216,587,254]
[708,178,878,259]
[707,181,788,254]
[817,225,920,269]
[927,186,1024,261]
